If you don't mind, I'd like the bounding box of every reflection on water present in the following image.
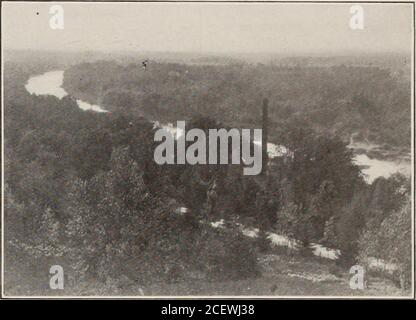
[353,153,410,183]
[76,99,107,113]
[348,135,411,183]
[25,70,107,113]
[25,70,68,99]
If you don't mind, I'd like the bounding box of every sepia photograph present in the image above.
[1,1,414,299]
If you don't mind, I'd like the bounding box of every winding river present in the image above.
[25,70,411,184]
[25,70,107,113]
[23,70,411,267]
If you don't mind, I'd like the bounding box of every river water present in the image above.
[25,70,411,184]
[25,70,107,113]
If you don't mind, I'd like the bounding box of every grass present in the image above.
[136,253,408,297]
[4,242,410,297]
[44,252,405,297]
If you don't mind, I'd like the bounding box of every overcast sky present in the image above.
[2,2,413,54]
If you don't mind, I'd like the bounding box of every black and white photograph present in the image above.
[1,1,414,298]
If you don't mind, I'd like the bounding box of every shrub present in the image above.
[195,225,260,281]
[358,200,411,289]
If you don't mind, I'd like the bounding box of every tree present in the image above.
[335,192,367,266]
[358,178,411,289]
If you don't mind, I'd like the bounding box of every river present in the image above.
[25,70,411,184]
[25,70,107,113]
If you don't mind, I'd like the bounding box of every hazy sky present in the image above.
[2,1,413,54]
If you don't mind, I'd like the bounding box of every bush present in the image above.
[256,230,272,253]
[195,225,260,281]
[358,200,411,289]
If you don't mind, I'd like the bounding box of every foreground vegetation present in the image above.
[3,53,412,296]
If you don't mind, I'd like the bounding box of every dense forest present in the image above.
[3,53,412,295]
[63,59,411,153]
